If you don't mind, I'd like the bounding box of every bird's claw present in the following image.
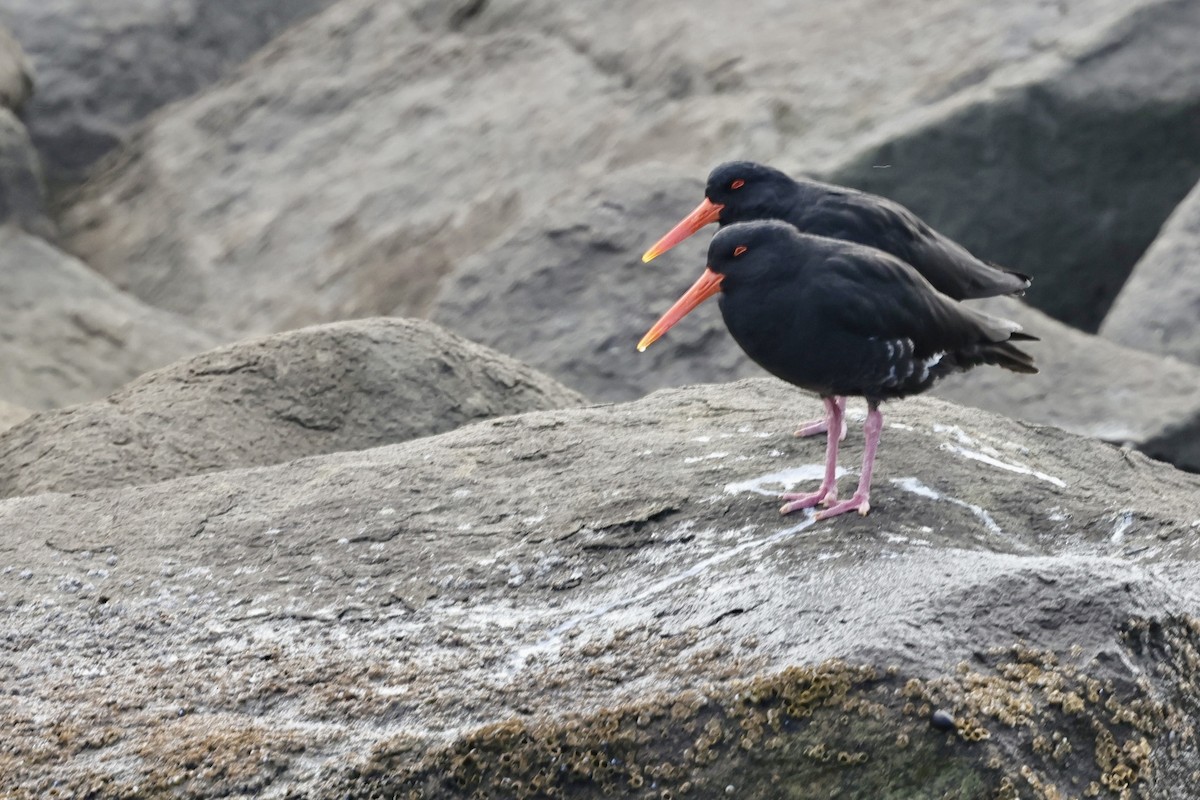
[793,418,828,438]
[779,484,837,515]
[813,496,871,521]
[793,418,848,441]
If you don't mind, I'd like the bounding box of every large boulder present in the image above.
[432,166,1200,472]
[58,0,1160,341]
[0,227,216,410]
[1100,178,1200,366]
[0,318,585,499]
[827,0,1200,332]
[0,0,337,183]
[58,0,630,337]
[2,379,1199,797]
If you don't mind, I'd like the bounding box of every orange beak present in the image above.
[637,268,725,352]
[642,197,724,262]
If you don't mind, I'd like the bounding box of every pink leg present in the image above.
[816,404,882,520]
[794,396,847,441]
[780,397,844,514]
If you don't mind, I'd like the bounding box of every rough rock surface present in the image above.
[2,379,1200,798]
[0,318,585,498]
[0,399,27,431]
[58,0,1161,340]
[0,227,216,410]
[828,0,1200,332]
[935,296,1200,473]
[0,28,48,233]
[1101,178,1200,366]
[432,167,1200,471]
[0,108,47,233]
[0,22,31,113]
[0,0,336,183]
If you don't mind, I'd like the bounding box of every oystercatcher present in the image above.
[638,221,1037,520]
[643,161,1031,442]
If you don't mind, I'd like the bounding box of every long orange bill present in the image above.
[637,268,724,352]
[641,198,724,263]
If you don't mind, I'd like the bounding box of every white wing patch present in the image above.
[917,352,944,382]
[879,338,935,387]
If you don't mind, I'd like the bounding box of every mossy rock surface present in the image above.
[3,380,1200,797]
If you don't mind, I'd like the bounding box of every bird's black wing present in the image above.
[800,188,1029,300]
[805,245,1027,397]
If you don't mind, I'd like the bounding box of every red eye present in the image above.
[731,179,745,190]
[733,245,747,256]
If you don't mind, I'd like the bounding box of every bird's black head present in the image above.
[704,161,796,224]
[706,220,802,287]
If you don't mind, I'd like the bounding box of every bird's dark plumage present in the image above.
[638,220,1038,520]
[713,222,1036,404]
[648,160,1031,300]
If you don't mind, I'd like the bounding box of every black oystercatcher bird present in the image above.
[642,161,1032,441]
[637,221,1037,520]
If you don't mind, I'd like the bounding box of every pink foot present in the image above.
[814,494,871,520]
[780,483,838,515]
[793,417,828,438]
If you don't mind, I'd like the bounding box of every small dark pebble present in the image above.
[930,709,955,731]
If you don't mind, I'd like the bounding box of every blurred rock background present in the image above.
[3,0,1200,796]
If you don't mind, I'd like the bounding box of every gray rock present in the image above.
[0,318,585,499]
[58,0,1155,341]
[0,399,27,431]
[2,379,1199,797]
[936,297,1200,472]
[0,0,336,182]
[0,227,216,410]
[432,165,758,401]
[827,0,1200,332]
[0,22,32,113]
[1100,178,1200,366]
[0,107,48,234]
[58,0,627,338]
[433,166,1200,472]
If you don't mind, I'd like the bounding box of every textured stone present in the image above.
[58,0,1155,340]
[0,399,27,431]
[0,318,585,498]
[2,379,1199,797]
[0,22,32,113]
[0,106,47,233]
[828,0,1200,331]
[0,228,215,410]
[1101,178,1200,366]
[0,0,336,182]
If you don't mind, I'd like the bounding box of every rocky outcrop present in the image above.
[0,0,336,182]
[432,166,1200,472]
[0,227,215,410]
[1101,178,1200,367]
[2,379,1199,797]
[828,0,1200,332]
[58,0,628,337]
[0,318,585,498]
[57,0,1173,340]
